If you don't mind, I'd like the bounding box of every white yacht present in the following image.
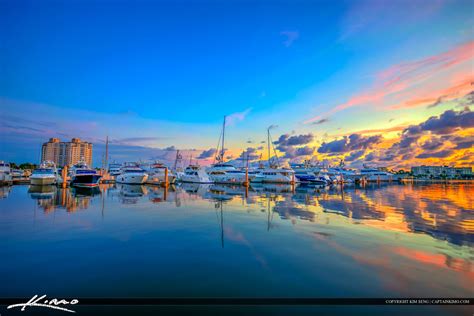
[206,116,247,184]
[359,167,395,182]
[116,163,148,184]
[108,162,122,177]
[0,161,12,185]
[30,161,62,185]
[69,160,102,187]
[259,168,295,183]
[252,127,295,184]
[180,165,212,183]
[145,162,176,184]
[207,163,247,184]
[290,162,328,185]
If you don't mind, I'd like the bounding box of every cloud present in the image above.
[304,41,474,124]
[226,108,252,126]
[277,145,315,159]
[416,149,454,159]
[239,147,260,160]
[339,0,445,41]
[419,107,474,134]
[311,118,330,125]
[280,31,299,47]
[274,133,314,146]
[345,149,366,161]
[197,148,217,159]
[163,145,177,151]
[318,134,383,153]
[110,136,166,146]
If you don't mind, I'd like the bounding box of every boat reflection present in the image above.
[24,183,473,246]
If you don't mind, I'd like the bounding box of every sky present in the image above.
[0,0,473,169]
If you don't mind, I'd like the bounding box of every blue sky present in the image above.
[1,0,473,167]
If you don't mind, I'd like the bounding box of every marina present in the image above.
[0,182,472,315]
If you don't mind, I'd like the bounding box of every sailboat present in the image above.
[206,116,247,184]
[251,127,295,184]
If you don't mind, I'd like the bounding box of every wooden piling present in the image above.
[163,167,169,188]
[62,165,68,188]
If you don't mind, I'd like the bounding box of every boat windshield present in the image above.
[33,168,54,174]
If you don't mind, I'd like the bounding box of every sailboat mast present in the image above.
[221,115,226,162]
[267,127,271,168]
[105,136,109,170]
[173,150,180,170]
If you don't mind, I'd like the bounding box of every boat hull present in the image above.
[30,176,56,186]
[116,173,148,184]
[71,174,102,187]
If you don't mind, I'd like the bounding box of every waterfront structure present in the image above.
[411,165,473,179]
[41,138,93,167]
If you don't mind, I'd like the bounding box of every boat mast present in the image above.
[221,115,226,162]
[105,135,109,171]
[267,127,271,168]
[173,150,180,171]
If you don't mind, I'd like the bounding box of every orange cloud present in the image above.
[305,40,474,123]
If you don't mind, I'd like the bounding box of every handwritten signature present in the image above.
[7,294,79,313]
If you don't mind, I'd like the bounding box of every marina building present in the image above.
[411,165,473,179]
[41,138,93,167]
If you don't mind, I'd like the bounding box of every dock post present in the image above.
[164,167,169,188]
[291,173,295,193]
[245,167,249,186]
[62,166,68,188]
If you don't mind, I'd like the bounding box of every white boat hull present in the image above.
[146,174,176,185]
[179,175,212,183]
[116,173,148,184]
[0,173,13,185]
[30,176,56,186]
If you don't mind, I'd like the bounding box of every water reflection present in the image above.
[2,182,473,302]
[21,182,473,247]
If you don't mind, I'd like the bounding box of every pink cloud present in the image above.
[305,40,474,124]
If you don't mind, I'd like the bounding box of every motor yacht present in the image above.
[180,165,212,183]
[252,127,295,184]
[116,163,148,184]
[30,161,62,185]
[108,162,122,177]
[144,162,176,185]
[206,116,248,184]
[207,163,247,184]
[359,167,395,182]
[0,161,12,185]
[291,162,328,184]
[69,160,102,187]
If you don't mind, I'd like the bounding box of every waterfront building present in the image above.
[41,138,93,167]
[411,165,473,179]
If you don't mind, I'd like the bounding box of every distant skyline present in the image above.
[1,0,473,168]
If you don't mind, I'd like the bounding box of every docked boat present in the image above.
[359,166,396,182]
[208,163,247,184]
[144,162,176,185]
[0,161,13,185]
[108,162,122,177]
[291,162,328,184]
[69,161,102,187]
[207,116,247,184]
[180,165,212,183]
[252,127,295,184]
[116,163,148,184]
[30,161,62,185]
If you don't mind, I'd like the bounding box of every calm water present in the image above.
[1,183,473,315]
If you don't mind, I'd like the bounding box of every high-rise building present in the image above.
[41,138,93,167]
